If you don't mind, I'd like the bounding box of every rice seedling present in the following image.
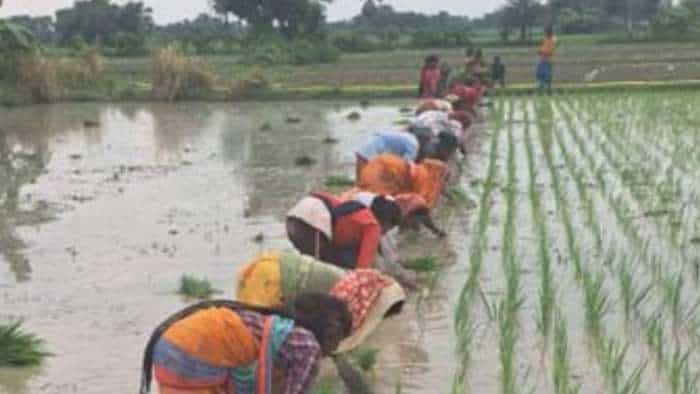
[598,339,645,394]
[347,111,362,121]
[667,348,699,394]
[294,156,317,166]
[617,260,652,322]
[324,174,354,187]
[0,321,51,367]
[403,256,439,272]
[524,115,554,339]
[178,275,218,299]
[643,314,665,368]
[552,312,579,394]
[582,271,608,342]
[351,347,380,372]
[452,102,504,389]
[445,185,470,206]
[260,122,272,131]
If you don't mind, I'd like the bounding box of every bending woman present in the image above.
[357,154,448,209]
[235,250,406,353]
[139,293,352,394]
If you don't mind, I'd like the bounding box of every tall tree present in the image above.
[54,0,153,43]
[505,0,541,41]
[210,0,332,38]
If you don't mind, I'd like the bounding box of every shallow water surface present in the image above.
[0,101,471,394]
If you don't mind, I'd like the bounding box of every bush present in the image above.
[411,29,472,49]
[151,45,216,101]
[104,32,148,57]
[651,6,700,39]
[17,54,59,102]
[242,37,340,66]
[231,67,270,99]
[289,39,340,65]
[15,48,107,102]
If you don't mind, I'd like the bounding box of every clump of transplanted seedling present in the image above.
[643,313,665,367]
[260,122,272,131]
[553,311,579,394]
[347,111,362,121]
[351,347,380,372]
[582,271,609,342]
[322,135,339,144]
[403,255,438,272]
[295,156,317,166]
[399,106,413,114]
[394,119,410,126]
[178,275,218,299]
[324,174,354,187]
[667,347,699,394]
[445,185,472,206]
[0,321,52,367]
[616,256,651,323]
[285,116,302,124]
[311,375,341,394]
[598,339,646,394]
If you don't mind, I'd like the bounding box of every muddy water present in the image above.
[0,101,473,394]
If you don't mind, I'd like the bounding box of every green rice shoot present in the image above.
[0,321,51,367]
[351,347,380,372]
[324,174,355,187]
[178,275,218,299]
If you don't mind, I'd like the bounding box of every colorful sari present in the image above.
[153,308,293,394]
[234,251,405,353]
[357,154,447,209]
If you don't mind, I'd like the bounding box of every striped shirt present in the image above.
[238,310,322,394]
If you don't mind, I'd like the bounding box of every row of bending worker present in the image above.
[138,68,487,394]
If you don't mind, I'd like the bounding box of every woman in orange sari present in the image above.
[356,153,448,209]
[139,294,352,394]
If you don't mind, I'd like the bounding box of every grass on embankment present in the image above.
[0,321,51,367]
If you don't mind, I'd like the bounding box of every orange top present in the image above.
[357,154,447,209]
[314,192,381,269]
[539,36,555,58]
[163,308,258,368]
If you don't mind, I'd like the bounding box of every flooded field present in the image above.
[0,100,473,394]
[2,90,700,394]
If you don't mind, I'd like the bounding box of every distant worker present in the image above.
[536,26,556,92]
[437,62,452,97]
[491,56,506,88]
[418,54,441,98]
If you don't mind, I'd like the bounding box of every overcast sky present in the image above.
[0,0,507,24]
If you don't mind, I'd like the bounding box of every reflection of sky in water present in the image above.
[0,100,461,394]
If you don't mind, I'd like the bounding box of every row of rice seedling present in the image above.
[534,97,654,393]
[552,94,700,392]
[573,94,700,255]
[451,100,507,392]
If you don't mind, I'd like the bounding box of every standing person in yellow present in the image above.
[536,26,556,92]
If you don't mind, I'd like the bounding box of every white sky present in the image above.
[0,0,507,24]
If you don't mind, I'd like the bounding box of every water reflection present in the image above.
[0,129,51,282]
[221,102,349,219]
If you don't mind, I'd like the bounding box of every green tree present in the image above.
[210,0,332,38]
[504,0,542,41]
[54,0,153,44]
